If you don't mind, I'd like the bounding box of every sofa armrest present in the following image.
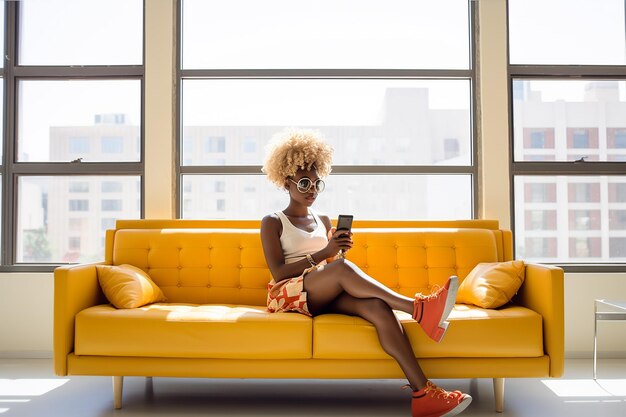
[515,263,564,377]
[53,262,107,376]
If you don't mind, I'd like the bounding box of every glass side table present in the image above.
[593,299,626,379]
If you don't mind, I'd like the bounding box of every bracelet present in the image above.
[305,254,317,267]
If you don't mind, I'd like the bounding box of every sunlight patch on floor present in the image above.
[0,379,69,396]
[542,379,626,397]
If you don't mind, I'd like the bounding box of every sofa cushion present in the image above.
[109,227,501,306]
[96,264,167,309]
[312,304,543,359]
[457,260,525,308]
[75,304,312,359]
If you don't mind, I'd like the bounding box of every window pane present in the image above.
[17,176,140,263]
[19,0,143,65]
[0,80,3,162]
[182,174,472,220]
[182,0,470,70]
[182,79,472,166]
[18,80,141,162]
[512,80,626,162]
[509,0,626,65]
[514,176,626,262]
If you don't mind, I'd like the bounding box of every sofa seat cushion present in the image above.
[313,304,543,359]
[75,304,312,359]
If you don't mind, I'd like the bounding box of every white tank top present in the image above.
[276,210,328,265]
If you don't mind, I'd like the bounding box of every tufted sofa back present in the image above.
[106,220,511,305]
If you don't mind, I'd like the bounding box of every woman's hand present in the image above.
[326,226,353,257]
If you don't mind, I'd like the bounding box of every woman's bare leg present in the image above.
[303,259,415,314]
[318,292,428,390]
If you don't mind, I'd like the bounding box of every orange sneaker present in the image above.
[410,381,472,417]
[412,276,459,342]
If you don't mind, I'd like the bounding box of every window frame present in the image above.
[175,0,479,220]
[507,1,626,272]
[0,1,146,272]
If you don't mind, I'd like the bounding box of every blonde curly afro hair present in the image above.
[262,128,333,189]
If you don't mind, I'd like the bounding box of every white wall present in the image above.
[1,271,625,358]
[564,273,626,358]
[0,273,54,357]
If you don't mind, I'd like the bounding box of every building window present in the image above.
[571,129,590,149]
[609,210,626,230]
[204,136,226,153]
[69,137,90,154]
[101,137,124,154]
[69,200,89,211]
[242,138,257,153]
[530,131,545,148]
[568,183,600,203]
[526,183,556,203]
[569,237,601,258]
[69,181,89,193]
[68,236,81,251]
[214,181,225,193]
[569,210,600,231]
[523,237,557,259]
[614,131,626,148]
[609,238,626,259]
[101,199,122,211]
[101,181,123,193]
[526,210,556,230]
[609,183,626,202]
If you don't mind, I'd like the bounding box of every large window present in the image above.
[179,0,476,220]
[0,1,144,270]
[509,0,626,267]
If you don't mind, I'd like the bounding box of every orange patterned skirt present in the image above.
[266,265,322,316]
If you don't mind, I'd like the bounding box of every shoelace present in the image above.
[402,382,462,400]
[415,284,442,302]
[424,382,460,400]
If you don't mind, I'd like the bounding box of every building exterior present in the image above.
[18,114,141,263]
[181,87,471,221]
[22,83,626,263]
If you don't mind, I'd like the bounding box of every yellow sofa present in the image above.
[54,219,564,412]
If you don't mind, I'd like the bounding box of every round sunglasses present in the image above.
[288,177,326,193]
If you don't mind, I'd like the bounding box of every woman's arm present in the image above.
[260,214,316,282]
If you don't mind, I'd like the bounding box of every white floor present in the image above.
[0,358,625,417]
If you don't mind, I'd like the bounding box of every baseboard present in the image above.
[0,350,53,359]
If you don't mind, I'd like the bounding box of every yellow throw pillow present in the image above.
[96,264,167,309]
[457,260,525,309]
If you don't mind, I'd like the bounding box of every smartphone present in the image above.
[336,214,353,237]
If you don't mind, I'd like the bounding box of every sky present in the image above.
[6,0,626,159]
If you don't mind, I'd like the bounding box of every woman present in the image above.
[260,129,472,417]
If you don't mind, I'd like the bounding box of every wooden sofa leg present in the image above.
[113,376,124,409]
[493,377,505,413]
